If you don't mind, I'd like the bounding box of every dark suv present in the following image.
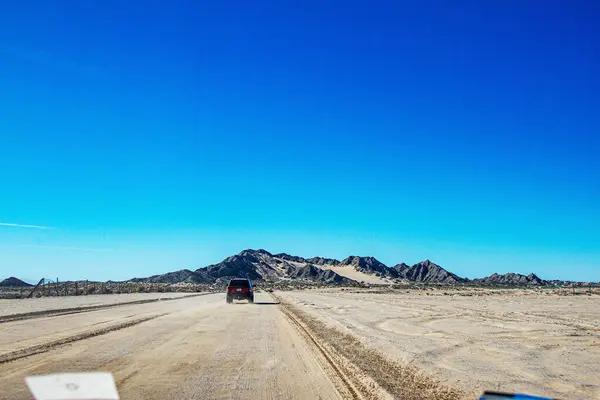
[226,278,254,303]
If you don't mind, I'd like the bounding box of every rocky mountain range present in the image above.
[473,272,546,286]
[394,260,468,283]
[126,249,587,286]
[3,250,596,287]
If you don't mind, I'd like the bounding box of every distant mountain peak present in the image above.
[395,261,467,284]
[414,259,434,266]
[0,277,33,287]
[240,249,272,256]
[341,255,383,264]
[392,263,411,274]
[340,256,398,278]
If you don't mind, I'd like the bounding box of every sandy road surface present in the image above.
[0,293,192,316]
[278,289,600,400]
[0,293,341,400]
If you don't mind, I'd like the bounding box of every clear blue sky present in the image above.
[0,1,598,282]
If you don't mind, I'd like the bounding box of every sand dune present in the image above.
[319,265,392,284]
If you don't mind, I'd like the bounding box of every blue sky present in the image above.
[0,1,598,282]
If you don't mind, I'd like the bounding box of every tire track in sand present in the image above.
[274,294,464,400]
[0,313,168,364]
[0,293,211,324]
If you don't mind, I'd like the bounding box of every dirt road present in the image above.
[0,293,341,400]
[0,292,192,317]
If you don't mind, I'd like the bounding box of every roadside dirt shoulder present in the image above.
[273,293,465,400]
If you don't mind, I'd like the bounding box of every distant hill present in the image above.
[472,273,546,286]
[395,260,468,284]
[0,277,33,287]
[130,269,206,284]
[126,249,586,286]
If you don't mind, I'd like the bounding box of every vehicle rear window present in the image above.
[228,279,250,287]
